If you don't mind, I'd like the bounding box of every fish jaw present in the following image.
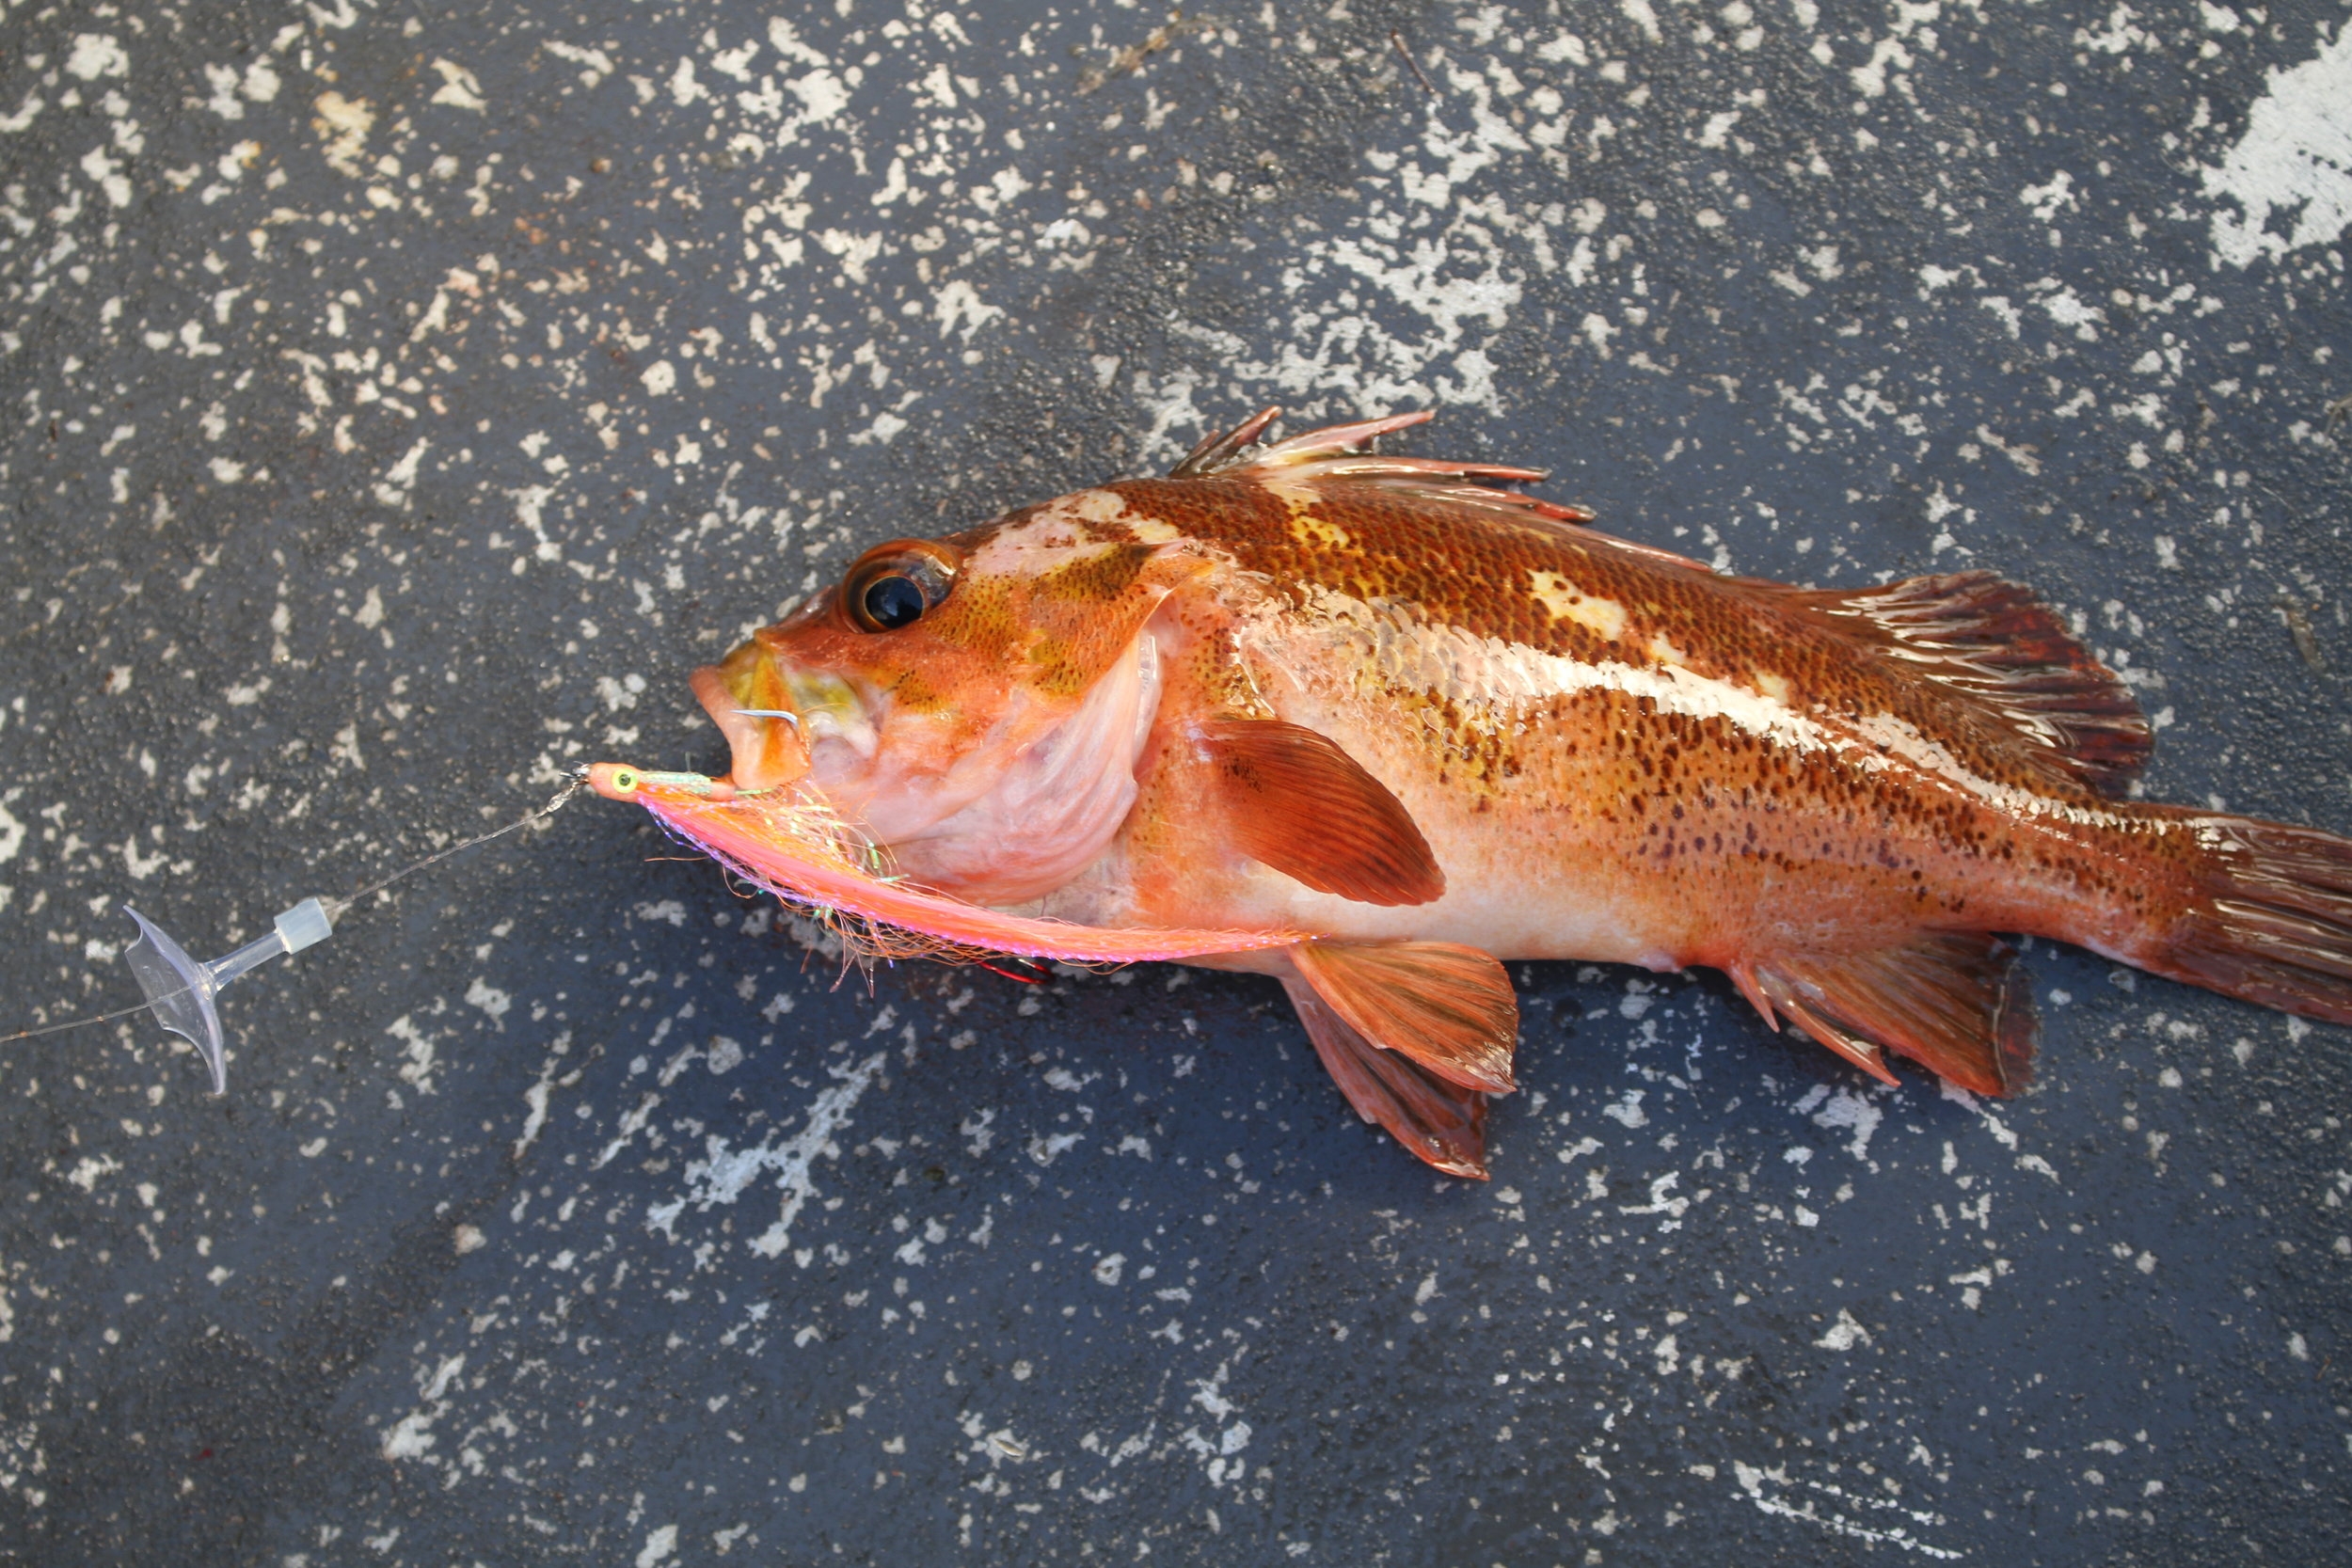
[693,640,914,826]
[691,641,813,791]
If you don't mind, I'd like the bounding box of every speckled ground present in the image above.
[2,1,2348,1563]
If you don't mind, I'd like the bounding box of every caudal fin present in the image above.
[2154,815,2352,1024]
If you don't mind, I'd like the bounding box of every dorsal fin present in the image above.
[1785,571,2151,797]
[1168,408,1704,560]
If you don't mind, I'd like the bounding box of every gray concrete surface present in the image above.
[2,0,2349,1562]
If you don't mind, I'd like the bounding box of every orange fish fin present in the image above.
[1755,982,1902,1087]
[1171,407,1619,533]
[1724,961,1784,1033]
[2146,810,2352,1026]
[1194,718,1445,906]
[1784,571,2151,797]
[1282,976,1490,1180]
[1752,932,2039,1097]
[1290,940,1518,1094]
[1169,404,1290,476]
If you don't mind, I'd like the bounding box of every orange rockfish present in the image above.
[590,408,2352,1180]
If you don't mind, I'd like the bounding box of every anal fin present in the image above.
[1291,939,1518,1093]
[1194,719,1444,907]
[1742,932,2038,1098]
[1283,978,1490,1180]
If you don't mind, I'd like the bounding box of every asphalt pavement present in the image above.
[2,1,2348,1562]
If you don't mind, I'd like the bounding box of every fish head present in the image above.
[691,490,1200,898]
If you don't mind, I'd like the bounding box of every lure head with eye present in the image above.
[688,494,1200,899]
[585,762,643,801]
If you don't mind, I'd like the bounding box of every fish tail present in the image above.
[2143,812,2352,1025]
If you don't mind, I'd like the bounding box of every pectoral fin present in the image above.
[1290,939,1518,1094]
[1194,718,1444,907]
[1283,978,1490,1180]
[1738,932,2039,1097]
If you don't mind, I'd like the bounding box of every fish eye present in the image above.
[841,540,961,634]
[862,574,927,629]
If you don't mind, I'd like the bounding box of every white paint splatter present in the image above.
[1850,38,1913,101]
[2019,168,2077,222]
[645,1052,887,1256]
[1813,1307,1872,1351]
[79,146,131,209]
[386,1014,439,1092]
[2202,22,2352,267]
[1731,1460,1961,1559]
[1808,1086,1883,1162]
[373,437,428,510]
[464,977,511,1025]
[1618,1171,1690,1223]
[513,1070,554,1161]
[1938,1079,2021,1148]
[594,1091,662,1168]
[545,41,615,89]
[931,279,1002,342]
[428,60,486,113]
[120,835,166,881]
[66,35,129,82]
[381,1353,465,1462]
[0,793,32,864]
[1026,1131,1085,1165]
[310,91,375,179]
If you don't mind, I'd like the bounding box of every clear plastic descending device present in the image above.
[120,897,337,1095]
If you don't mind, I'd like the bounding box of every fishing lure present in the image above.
[584,764,1306,965]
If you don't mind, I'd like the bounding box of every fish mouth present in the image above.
[691,641,816,791]
[691,636,887,791]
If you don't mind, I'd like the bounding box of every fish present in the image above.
[591,407,2352,1180]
